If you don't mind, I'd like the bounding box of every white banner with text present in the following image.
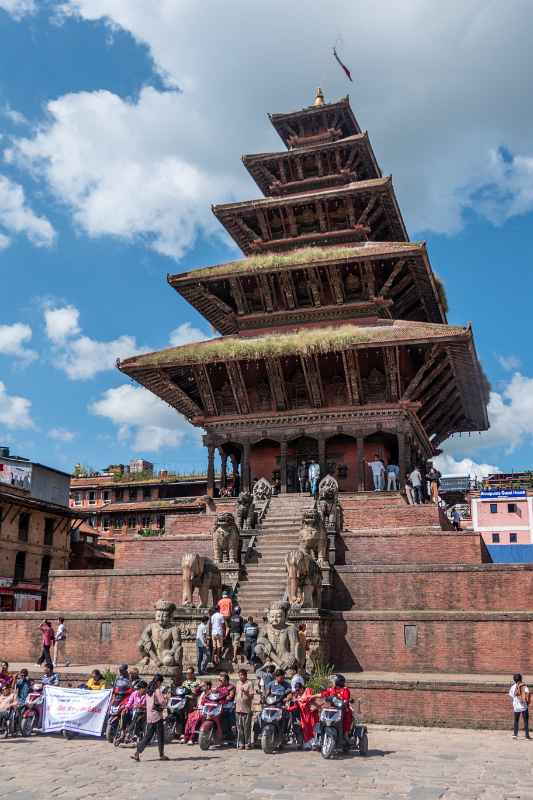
[43,685,111,736]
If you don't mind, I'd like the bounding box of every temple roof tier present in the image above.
[212,177,408,254]
[118,320,489,442]
[242,133,381,196]
[168,242,447,335]
[269,95,361,149]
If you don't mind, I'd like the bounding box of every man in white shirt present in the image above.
[53,618,70,667]
[308,461,320,498]
[386,462,400,491]
[196,615,210,675]
[509,672,530,738]
[368,454,385,491]
[210,609,226,666]
[409,467,423,504]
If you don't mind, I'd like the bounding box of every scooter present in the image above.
[317,697,369,759]
[166,688,192,741]
[258,695,288,754]
[20,683,44,736]
[198,691,236,750]
[114,706,147,747]
[0,707,18,738]
[105,689,132,743]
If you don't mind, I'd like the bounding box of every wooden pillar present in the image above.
[356,435,365,492]
[398,431,406,488]
[318,435,327,477]
[242,443,251,492]
[207,444,215,498]
[219,449,228,490]
[280,441,288,494]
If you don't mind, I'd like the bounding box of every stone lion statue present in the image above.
[212,512,240,563]
[299,508,328,564]
[317,475,342,533]
[285,549,322,609]
[253,477,273,503]
[236,491,255,530]
[181,553,222,607]
[137,599,183,676]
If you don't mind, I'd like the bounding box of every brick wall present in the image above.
[339,531,487,565]
[331,612,533,673]
[333,564,533,611]
[342,502,442,531]
[165,516,214,535]
[0,504,70,582]
[114,535,212,569]
[349,679,512,729]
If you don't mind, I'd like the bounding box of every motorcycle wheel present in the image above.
[21,715,35,738]
[294,727,304,751]
[261,725,276,755]
[359,732,369,756]
[1,722,8,739]
[321,730,335,760]
[198,726,213,751]
[113,733,122,747]
[105,721,115,743]
[163,720,175,745]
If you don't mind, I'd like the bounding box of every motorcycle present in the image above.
[198,691,235,750]
[105,688,132,743]
[166,688,192,741]
[317,697,369,759]
[114,706,147,747]
[0,707,17,738]
[258,695,288,754]
[286,701,304,750]
[20,683,44,737]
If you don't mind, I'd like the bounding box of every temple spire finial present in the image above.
[313,87,325,107]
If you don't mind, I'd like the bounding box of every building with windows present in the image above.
[69,467,213,540]
[0,448,76,610]
[469,489,533,546]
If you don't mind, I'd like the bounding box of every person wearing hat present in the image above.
[229,605,244,663]
[309,674,353,745]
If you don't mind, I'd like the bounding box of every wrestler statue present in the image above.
[254,600,304,671]
[137,599,183,676]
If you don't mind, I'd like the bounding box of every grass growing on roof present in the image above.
[132,324,376,366]
[190,245,377,278]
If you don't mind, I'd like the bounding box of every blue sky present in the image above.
[2,0,533,478]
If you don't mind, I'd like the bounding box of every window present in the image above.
[508,503,517,513]
[18,512,30,542]
[102,516,109,531]
[100,621,112,642]
[112,516,123,529]
[489,503,498,514]
[44,517,54,547]
[103,490,110,502]
[40,555,51,583]
[141,515,151,529]
[491,533,500,543]
[158,515,165,530]
[14,551,26,582]
[128,489,137,502]
[127,516,136,529]
[510,533,518,543]
[74,492,81,506]
[143,487,151,500]
[115,489,124,502]
[88,491,96,505]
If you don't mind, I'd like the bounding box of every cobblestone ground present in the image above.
[0,725,532,800]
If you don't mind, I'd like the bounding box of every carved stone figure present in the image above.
[212,512,240,563]
[236,491,255,530]
[254,601,304,670]
[181,553,222,607]
[137,599,183,675]
[253,477,273,503]
[299,508,328,564]
[285,550,322,609]
[317,475,342,533]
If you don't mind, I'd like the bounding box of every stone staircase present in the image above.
[236,493,314,618]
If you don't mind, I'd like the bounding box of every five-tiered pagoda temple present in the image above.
[119,90,489,494]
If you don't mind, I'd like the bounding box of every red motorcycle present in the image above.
[198,691,236,750]
[20,683,44,736]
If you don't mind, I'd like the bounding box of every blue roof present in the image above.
[487,545,533,564]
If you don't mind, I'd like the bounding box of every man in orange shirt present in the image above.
[217,591,233,622]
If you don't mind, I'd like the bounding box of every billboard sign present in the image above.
[480,489,527,499]
[0,458,32,491]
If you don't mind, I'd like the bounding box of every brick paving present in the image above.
[0,724,531,800]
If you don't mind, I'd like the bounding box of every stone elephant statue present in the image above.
[285,549,322,609]
[299,508,328,564]
[236,491,255,530]
[212,512,241,563]
[181,553,222,607]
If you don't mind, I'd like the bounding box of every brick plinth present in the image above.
[333,564,533,611]
[332,611,533,673]
[339,531,487,565]
[114,535,211,570]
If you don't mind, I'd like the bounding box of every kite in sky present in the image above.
[333,47,353,82]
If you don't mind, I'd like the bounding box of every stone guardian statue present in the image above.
[137,599,183,676]
[254,601,304,670]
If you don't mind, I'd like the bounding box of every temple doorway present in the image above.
[287,435,318,493]
[325,434,357,492]
[363,432,399,491]
[249,439,280,487]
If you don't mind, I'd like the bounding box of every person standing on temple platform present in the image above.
[196,615,210,675]
[386,461,400,491]
[509,673,530,739]
[451,508,461,531]
[409,466,423,504]
[427,464,442,504]
[298,461,308,493]
[37,620,55,669]
[229,606,244,664]
[243,616,259,666]
[210,607,227,666]
[308,460,320,498]
[53,617,70,667]
[368,454,385,491]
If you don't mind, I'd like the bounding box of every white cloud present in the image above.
[169,322,210,347]
[89,383,192,452]
[48,427,76,442]
[0,0,35,18]
[0,322,37,362]
[433,453,499,479]
[497,354,521,372]
[43,1,533,242]
[0,381,34,429]
[0,233,10,250]
[44,305,81,344]
[2,104,29,126]
[0,175,55,248]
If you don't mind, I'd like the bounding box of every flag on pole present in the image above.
[333,47,353,82]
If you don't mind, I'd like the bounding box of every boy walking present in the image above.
[235,668,254,749]
[510,673,530,738]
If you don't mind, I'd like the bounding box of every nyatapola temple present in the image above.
[5,92,533,732]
